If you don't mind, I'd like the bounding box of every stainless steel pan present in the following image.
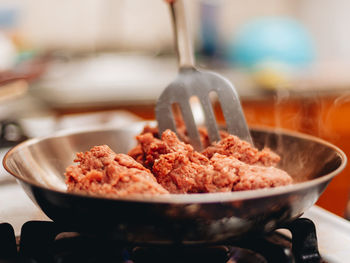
[3,122,347,244]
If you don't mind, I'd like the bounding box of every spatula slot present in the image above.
[177,97,202,150]
[189,96,205,127]
[208,91,224,126]
[171,102,184,128]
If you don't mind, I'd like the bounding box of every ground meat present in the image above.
[133,133,168,170]
[202,134,280,167]
[66,126,293,197]
[65,145,169,197]
[210,154,292,191]
[127,144,144,165]
[127,125,159,166]
[140,130,292,193]
[128,124,229,167]
[150,130,239,193]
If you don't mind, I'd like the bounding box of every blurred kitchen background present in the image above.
[1,0,350,218]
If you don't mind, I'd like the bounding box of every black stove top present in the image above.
[0,218,324,263]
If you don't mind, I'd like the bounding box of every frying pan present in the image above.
[3,122,347,244]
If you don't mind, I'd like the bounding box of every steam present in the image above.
[269,88,322,181]
[264,86,349,182]
[273,88,290,158]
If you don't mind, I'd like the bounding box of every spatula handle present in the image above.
[167,0,195,69]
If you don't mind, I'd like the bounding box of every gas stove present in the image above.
[1,182,350,263]
[1,172,350,263]
[0,218,324,263]
[0,183,350,262]
[0,205,350,263]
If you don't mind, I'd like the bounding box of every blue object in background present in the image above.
[227,17,315,70]
[0,7,18,29]
[200,0,221,57]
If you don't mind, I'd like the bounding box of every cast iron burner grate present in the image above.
[0,218,325,263]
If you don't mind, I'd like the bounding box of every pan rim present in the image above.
[3,122,347,204]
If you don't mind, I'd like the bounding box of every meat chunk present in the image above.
[127,125,159,166]
[137,130,292,193]
[66,125,293,197]
[202,134,280,167]
[128,124,229,167]
[65,145,169,197]
[133,133,169,169]
[137,130,237,193]
[210,154,292,191]
[127,144,144,165]
[142,130,239,193]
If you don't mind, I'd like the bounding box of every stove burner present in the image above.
[0,223,17,259]
[229,247,267,263]
[0,218,324,263]
[288,218,321,263]
[132,246,230,263]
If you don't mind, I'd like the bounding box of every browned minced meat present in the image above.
[136,130,292,193]
[128,124,229,167]
[211,154,292,191]
[127,144,144,165]
[65,145,169,197]
[127,125,162,167]
[202,134,280,167]
[67,126,292,196]
[150,130,240,193]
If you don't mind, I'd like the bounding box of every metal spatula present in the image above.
[156,0,252,151]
